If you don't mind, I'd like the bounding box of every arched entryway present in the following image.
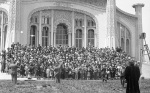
[126,39,130,54]
[121,38,124,51]
[42,26,49,46]
[87,29,94,47]
[30,25,37,46]
[56,23,68,46]
[76,29,82,48]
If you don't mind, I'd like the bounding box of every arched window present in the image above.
[4,26,7,47]
[126,39,130,54]
[88,29,94,46]
[42,26,49,46]
[76,29,82,48]
[121,25,125,38]
[118,22,131,53]
[121,38,124,51]
[30,25,37,46]
[56,23,68,46]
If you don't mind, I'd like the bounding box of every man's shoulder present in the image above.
[125,66,130,69]
[125,66,132,70]
[134,65,140,70]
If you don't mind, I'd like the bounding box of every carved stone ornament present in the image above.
[54,19,71,33]
[10,0,16,31]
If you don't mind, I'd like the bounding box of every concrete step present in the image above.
[0,72,38,80]
[141,62,150,79]
[0,72,11,80]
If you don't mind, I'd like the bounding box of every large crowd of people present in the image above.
[0,43,139,81]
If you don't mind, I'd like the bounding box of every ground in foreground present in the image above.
[0,79,149,93]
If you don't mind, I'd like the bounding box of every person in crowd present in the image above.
[101,65,107,82]
[46,66,50,79]
[120,65,126,87]
[2,42,137,82]
[124,60,141,93]
[75,67,79,80]
[1,50,6,73]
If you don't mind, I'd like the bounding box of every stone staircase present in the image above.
[0,72,11,80]
[0,63,11,80]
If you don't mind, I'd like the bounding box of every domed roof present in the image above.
[22,0,106,7]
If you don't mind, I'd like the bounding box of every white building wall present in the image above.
[0,1,143,62]
[95,13,107,48]
[20,1,106,47]
[116,8,138,60]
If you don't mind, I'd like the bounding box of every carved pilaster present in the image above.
[51,10,54,46]
[84,14,87,48]
[39,11,42,46]
[1,12,4,51]
[6,0,21,49]
[106,0,116,48]
[72,11,75,46]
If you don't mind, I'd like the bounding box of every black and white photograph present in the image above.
[0,0,149,93]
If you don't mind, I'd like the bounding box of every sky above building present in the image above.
[116,0,150,47]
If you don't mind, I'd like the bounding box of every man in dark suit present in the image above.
[124,60,141,93]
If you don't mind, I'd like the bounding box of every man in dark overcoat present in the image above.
[124,60,141,93]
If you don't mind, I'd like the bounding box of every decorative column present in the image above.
[39,11,42,46]
[84,14,87,48]
[133,3,144,63]
[106,0,116,48]
[72,11,75,46]
[1,12,4,51]
[5,0,21,49]
[51,10,54,46]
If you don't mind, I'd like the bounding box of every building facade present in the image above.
[0,0,144,61]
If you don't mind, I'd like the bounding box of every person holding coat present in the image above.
[124,60,141,93]
[9,58,19,84]
[54,60,63,83]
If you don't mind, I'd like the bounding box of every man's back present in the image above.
[125,65,140,81]
[125,63,141,93]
